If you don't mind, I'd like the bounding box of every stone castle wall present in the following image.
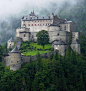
[2,51,56,67]
[2,56,10,66]
[21,19,53,29]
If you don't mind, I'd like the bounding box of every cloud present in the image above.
[0,0,78,17]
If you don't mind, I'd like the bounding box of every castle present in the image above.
[3,11,80,71]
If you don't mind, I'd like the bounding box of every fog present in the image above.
[0,0,80,44]
[0,0,78,17]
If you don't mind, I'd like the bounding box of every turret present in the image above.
[7,37,14,49]
[10,46,21,71]
[51,12,54,19]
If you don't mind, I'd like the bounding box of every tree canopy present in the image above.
[37,30,49,49]
[0,49,86,91]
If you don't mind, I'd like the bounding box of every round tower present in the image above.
[10,46,21,71]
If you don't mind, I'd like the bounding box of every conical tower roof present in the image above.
[11,46,21,53]
[8,37,14,42]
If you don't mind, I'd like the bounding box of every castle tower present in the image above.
[10,46,21,71]
[53,40,66,56]
[71,40,80,54]
[7,38,14,49]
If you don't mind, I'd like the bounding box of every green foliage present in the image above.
[37,30,49,49]
[20,41,51,56]
[23,51,50,56]
[79,33,86,56]
[0,50,86,90]
[0,45,3,62]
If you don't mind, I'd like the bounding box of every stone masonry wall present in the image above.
[21,51,56,64]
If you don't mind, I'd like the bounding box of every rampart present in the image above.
[2,51,57,67]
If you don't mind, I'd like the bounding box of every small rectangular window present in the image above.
[65,26,66,30]
[24,34,26,37]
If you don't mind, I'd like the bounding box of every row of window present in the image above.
[60,26,66,30]
[28,24,50,26]
[23,20,52,23]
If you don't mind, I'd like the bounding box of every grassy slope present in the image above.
[23,50,50,56]
[30,42,51,49]
[22,42,51,56]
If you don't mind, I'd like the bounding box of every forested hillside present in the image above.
[0,50,86,91]
[0,33,86,91]
[58,0,86,33]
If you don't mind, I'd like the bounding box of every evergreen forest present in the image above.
[0,0,86,90]
[0,49,86,91]
[0,34,86,91]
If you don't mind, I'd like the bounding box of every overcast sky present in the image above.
[0,0,78,17]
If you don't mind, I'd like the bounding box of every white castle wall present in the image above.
[2,56,10,66]
[72,32,80,41]
[71,44,80,54]
[7,41,14,49]
[60,23,70,32]
[54,45,66,56]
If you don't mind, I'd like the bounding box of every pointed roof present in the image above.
[11,46,21,53]
[29,11,36,17]
[8,38,14,42]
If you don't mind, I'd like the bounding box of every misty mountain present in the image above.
[0,0,86,44]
